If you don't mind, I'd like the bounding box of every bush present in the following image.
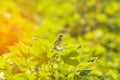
[0,0,120,80]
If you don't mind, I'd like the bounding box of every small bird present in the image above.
[54,34,63,50]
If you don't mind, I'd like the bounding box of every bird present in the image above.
[54,34,63,50]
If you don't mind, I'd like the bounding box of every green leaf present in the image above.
[68,51,79,57]
[61,55,79,66]
[97,76,104,80]
[47,50,56,58]
[88,57,97,63]
[73,74,82,80]
[0,57,6,69]
[66,59,79,66]
[27,58,38,67]
[79,69,91,76]
[58,75,64,80]
[61,50,80,66]
[31,39,50,56]
[25,73,37,80]
[13,73,29,80]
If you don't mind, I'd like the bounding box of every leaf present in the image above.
[58,75,64,80]
[31,40,45,56]
[34,53,49,66]
[25,73,37,80]
[73,74,82,80]
[47,51,56,58]
[31,39,50,56]
[79,69,91,76]
[0,57,6,69]
[68,51,79,57]
[13,73,29,80]
[88,57,98,63]
[97,76,104,80]
[66,59,79,66]
[12,64,23,75]
[18,42,30,58]
[61,50,80,66]
[61,55,79,66]
[61,51,80,66]
[27,58,38,67]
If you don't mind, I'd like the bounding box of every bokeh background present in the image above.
[0,0,120,80]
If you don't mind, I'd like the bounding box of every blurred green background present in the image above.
[0,0,120,80]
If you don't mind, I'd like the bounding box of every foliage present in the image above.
[0,0,120,80]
